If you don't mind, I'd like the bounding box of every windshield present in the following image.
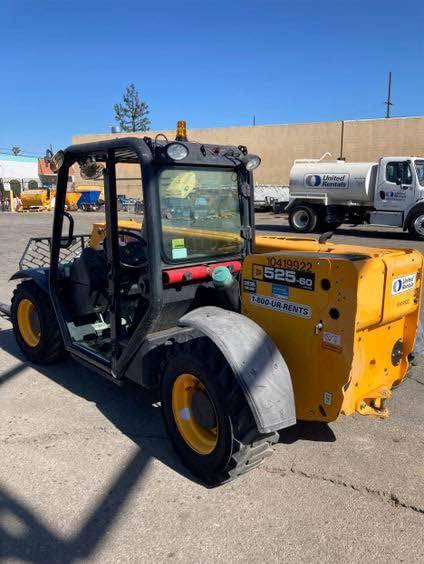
[159,167,243,261]
[415,160,424,187]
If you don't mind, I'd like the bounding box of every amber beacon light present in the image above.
[175,120,188,141]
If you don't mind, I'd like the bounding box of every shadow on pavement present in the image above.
[0,317,337,561]
[0,449,151,563]
[0,327,191,482]
[278,420,336,444]
[0,326,194,563]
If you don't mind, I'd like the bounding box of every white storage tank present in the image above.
[289,159,378,205]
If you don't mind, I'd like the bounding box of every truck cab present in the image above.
[287,155,424,238]
[375,156,424,211]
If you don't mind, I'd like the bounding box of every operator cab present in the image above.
[48,122,260,374]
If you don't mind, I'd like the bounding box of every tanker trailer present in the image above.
[286,156,424,239]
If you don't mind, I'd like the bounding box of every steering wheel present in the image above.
[116,229,147,270]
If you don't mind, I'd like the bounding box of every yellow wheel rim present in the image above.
[17,298,41,347]
[172,373,218,455]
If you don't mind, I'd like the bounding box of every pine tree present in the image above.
[114,84,151,132]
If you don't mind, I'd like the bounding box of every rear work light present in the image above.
[166,142,189,161]
[243,154,261,171]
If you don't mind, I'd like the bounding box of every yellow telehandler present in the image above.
[10,122,423,485]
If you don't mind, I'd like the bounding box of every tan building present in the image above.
[73,116,424,198]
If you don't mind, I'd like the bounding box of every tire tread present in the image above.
[11,280,65,364]
[162,338,278,486]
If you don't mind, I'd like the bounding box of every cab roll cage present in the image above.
[49,138,163,380]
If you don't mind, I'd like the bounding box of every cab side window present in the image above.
[402,162,413,184]
[386,162,412,185]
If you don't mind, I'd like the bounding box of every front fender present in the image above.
[178,306,296,434]
[403,202,424,230]
[10,268,49,292]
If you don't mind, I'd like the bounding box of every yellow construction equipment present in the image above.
[10,121,424,486]
[20,190,50,211]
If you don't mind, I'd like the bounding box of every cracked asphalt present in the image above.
[0,212,423,562]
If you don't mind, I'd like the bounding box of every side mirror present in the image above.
[395,177,402,186]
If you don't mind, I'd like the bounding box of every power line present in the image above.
[0,146,44,158]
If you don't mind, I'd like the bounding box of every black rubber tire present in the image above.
[407,211,424,240]
[288,204,319,233]
[11,280,66,364]
[161,338,278,486]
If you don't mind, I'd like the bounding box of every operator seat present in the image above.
[69,247,109,318]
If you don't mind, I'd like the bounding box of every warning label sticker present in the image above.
[243,279,257,293]
[322,331,342,352]
[249,294,311,319]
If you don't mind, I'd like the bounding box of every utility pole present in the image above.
[253,115,256,126]
[385,71,393,118]
[339,120,345,160]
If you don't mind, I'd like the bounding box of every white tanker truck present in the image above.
[286,156,424,238]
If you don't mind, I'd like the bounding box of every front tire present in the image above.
[408,211,424,240]
[11,280,65,364]
[289,204,318,233]
[161,338,278,486]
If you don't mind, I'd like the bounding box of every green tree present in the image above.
[9,179,21,197]
[114,83,151,132]
[28,180,39,190]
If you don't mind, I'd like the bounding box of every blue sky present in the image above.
[1,0,423,155]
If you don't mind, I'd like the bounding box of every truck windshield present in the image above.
[415,160,424,187]
[158,167,243,261]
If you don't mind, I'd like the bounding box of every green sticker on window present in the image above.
[172,238,185,249]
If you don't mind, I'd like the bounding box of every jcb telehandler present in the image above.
[10,123,423,486]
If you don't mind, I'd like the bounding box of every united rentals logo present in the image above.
[391,273,416,295]
[304,173,349,189]
[305,174,322,187]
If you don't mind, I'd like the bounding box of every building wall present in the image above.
[73,117,424,197]
[0,153,39,191]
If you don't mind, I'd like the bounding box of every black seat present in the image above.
[69,247,108,317]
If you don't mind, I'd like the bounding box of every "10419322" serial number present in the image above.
[266,256,312,271]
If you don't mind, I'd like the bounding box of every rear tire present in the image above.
[407,211,424,240]
[161,338,278,486]
[289,204,318,233]
[11,280,65,364]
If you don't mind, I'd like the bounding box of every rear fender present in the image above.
[178,306,296,434]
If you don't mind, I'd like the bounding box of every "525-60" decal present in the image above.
[252,264,315,291]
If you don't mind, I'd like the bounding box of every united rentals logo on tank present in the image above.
[304,173,350,189]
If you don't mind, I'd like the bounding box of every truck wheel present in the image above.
[11,280,65,364]
[408,211,424,239]
[289,205,318,233]
[161,338,278,486]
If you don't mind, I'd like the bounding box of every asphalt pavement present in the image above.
[0,211,423,563]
